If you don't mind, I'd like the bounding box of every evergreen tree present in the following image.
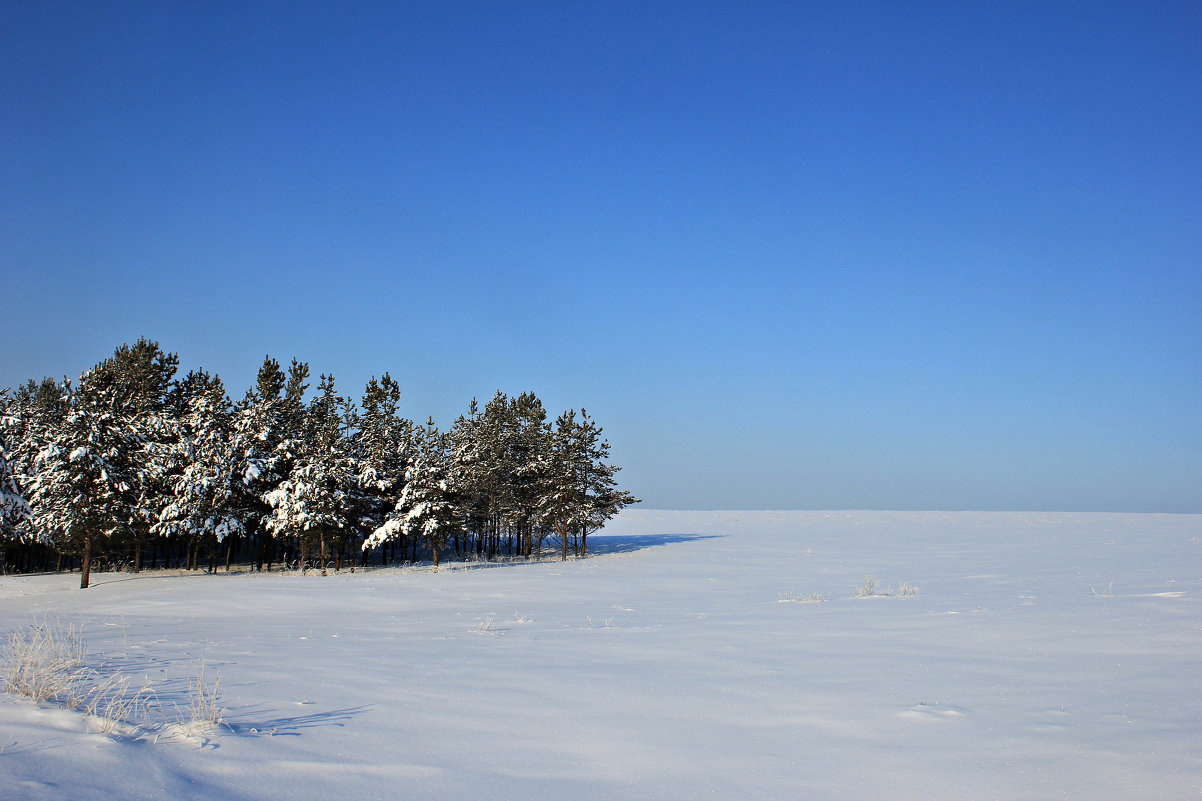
[574,409,639,557]
[475,391,513,558]
[0,390,33,571]
[230,356,290,570]
[540,409,588,561]
[507,392,551,558]
[105,339,181,571]
[536,408,640,558]
[353,374,413,563]
[366,417,457,569]
[265,373,354,575]
[155,370,240,571]
[448,398,487,557]
[108,338,179,416]
[28,368,146,588]
[5,379,69,569]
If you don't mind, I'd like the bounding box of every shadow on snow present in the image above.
[585,533,721,555]
[222,704,370,738]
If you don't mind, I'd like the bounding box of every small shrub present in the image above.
[183,661,224,733]
[473,617,497,634]
[852,576,920,598]
[853,575,879,598]
[78,674,158,734]
[2,621,222,740]
[1,621,87,702]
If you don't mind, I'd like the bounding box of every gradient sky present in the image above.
[3,1,1199,512]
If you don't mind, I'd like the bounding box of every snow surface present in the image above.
[1,510,1199,800]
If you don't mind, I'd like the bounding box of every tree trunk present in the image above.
[320,530,328,576]
[558,521,567,561]
[80,535,92,589]
[431,541,439,570]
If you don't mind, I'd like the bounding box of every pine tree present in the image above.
[155,370,240,571]
[28,369,145,589]
[537,409,639,559]
[448,398,487,557]
[230,356,290,570]
[0,390,33,572]
[265,373,354,575]
[508,392,550,558]
[540,409,587,561]
[5,379,68,570]
[366,417,457,569]
[105,339,181,571]
[475,391,513,558]
[574,409,639,557]
[353,374,413,564]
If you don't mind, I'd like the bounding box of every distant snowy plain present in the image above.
[1,510,1199,800]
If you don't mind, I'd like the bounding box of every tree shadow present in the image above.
[88,650,197,676]
[78,569,231,588]
[586,533,721,555]
[222,704,370,738]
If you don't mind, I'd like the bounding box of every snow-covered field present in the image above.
[1,510,1199,801]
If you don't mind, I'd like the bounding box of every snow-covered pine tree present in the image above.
[448,398,487,558]
[352,373,414,565]
[574,409,639,557]
[230,356,292,570]
[155,370,241,572]
[365,417,458,569]
[281,358,310,444]
[104,339,181,571]
[265,373,355,575]
[28,368,146,589]
[507,392,551,558]
[0,390,33,572]
[475,391,513,558]
[5,379,68,571]
[539,409,586,561]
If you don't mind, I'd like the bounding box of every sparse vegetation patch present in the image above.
[1,620,223,740]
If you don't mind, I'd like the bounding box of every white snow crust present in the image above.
[1,510,1199,800]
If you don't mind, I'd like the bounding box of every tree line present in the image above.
[0,339,638,587]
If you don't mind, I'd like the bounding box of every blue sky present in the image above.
[3,1,1199,512]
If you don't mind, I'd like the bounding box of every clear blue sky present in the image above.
[3,1,1199,512]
